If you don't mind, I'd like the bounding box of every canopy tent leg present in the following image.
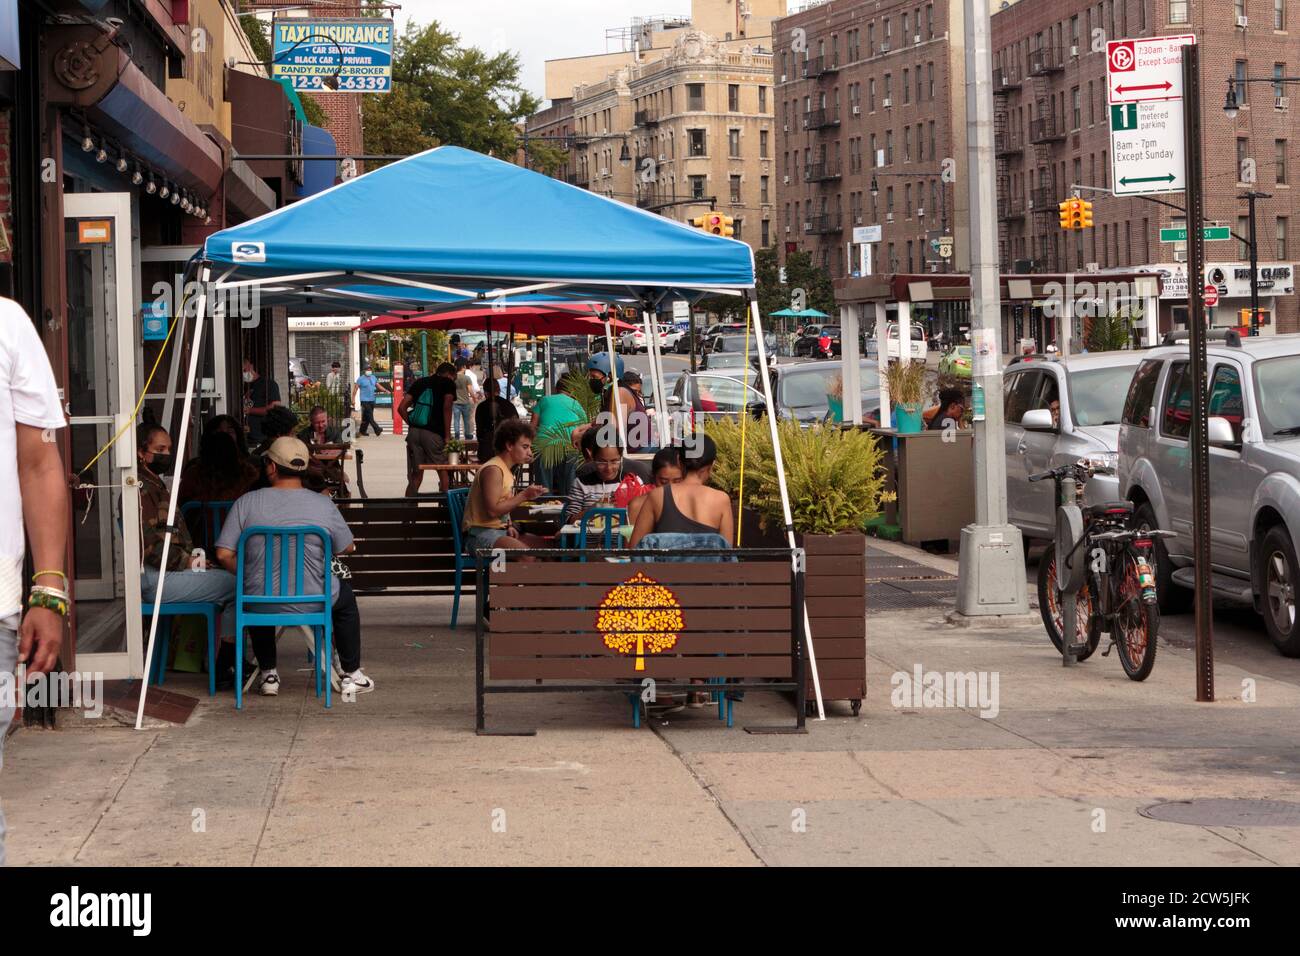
[643,308,670,449]
[602,314,627,448]
[747,297,825,721]
[137,266,211,730]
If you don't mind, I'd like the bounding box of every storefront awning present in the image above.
[44,24,223,197]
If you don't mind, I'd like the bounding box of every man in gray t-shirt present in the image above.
[216,437,374,699]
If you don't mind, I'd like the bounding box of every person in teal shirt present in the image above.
[529,378,587,497]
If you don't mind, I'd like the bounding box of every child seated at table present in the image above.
[463,419,550,554]
[564,423,650,522]
[625,446,685,526]
[628,435,733,549]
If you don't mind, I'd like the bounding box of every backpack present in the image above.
[408,384,438,428]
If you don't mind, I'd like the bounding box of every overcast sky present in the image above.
[396,0,692,103]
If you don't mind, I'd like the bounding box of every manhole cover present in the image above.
[1139,798,1300,827]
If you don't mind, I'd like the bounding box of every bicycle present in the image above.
[1030,459,1174,681]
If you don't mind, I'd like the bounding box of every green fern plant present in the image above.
[532,370,599,468]
[705,417,888,535]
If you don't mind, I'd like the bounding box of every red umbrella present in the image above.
[360,304,635,335]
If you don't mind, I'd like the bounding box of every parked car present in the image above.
[770,360,882,426]
[938,345,973,379]
[1003,352,1145,542]
[667,369,766,421]
[700,333,777,370]
[617,327,667,353]
[1118,332,1300,655]
[661,326,688,350]
[886,323,928,361]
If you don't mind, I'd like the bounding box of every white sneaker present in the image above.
[259,673,281,696]
[340,670,375,696]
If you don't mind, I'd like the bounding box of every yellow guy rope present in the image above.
[736,316,753,547]
[77,289,187,475]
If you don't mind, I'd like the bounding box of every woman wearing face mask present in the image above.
[137,425,242,690]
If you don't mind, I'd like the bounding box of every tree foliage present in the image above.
[363,20,541,167]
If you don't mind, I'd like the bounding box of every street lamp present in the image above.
[619,140,632,168]
[1223,81,1240,119]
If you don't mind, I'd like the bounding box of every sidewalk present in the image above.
[5,537,1299,865]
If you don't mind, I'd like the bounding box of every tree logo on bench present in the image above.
[596,572,685,672]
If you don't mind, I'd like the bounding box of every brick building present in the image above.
[992,0,1299,335]
[774,0,971,283]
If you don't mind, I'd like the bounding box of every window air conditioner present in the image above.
[914,35,922,44]
[853,104,862,115]
[1277,96,1290,111]
[855,216,864,225]
[803,221,812,231]
[1070,45,1079,57]
[780,74,788,82]
[883,97,892,108]
[886,212,895,222]
[1237,14,1249,27]
[917,207,925,217]
[783,175,791,184]
[880,42,891,53]
[783,124,790,131]
[785,225,792,233]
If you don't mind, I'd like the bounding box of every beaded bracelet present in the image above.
[27,590,69,617]
[33,569,68,584]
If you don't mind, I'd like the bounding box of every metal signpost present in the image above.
[1181,44,1215,702]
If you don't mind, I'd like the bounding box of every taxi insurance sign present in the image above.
[272,18,394,93]
[1108,35,1194,196]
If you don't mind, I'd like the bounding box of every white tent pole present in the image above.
[602,316,627,447]
[748,298,825,721]
[137,266,211,730]
[649,310,671,448]
[642,309,667,447]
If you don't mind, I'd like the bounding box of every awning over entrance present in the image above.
[44,25,223,197]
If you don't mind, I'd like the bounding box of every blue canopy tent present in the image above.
[138,146,826,726]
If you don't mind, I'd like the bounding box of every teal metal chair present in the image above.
[446,488,470,629]
[576,507,627,559]
[233,525,334,710]
[143,602,218,696]
[180,500,234,553]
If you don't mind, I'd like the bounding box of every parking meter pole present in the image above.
[955,0,1029,617]
[1183,46,1215,702]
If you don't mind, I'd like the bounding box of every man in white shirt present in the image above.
[452,358,482,440]
[0,297,70,867]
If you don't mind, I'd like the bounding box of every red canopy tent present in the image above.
[360,304,636,336]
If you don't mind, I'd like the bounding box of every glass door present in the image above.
[64,192,143,680]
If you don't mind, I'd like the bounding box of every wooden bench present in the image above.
[336,495,470,599]
[475,547,807,735]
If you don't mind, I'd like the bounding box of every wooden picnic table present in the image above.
[419,461,483,489]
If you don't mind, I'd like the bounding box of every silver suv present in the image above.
[1118,333,1300,656]
[1003,352,1145,540]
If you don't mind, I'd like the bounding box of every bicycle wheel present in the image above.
[1114,550,1159,681]
[1037,542,1100,661]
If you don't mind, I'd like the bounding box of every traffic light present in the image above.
[1058,199,1074,230]
[1079,199,1094,229]
[704,214,735,237]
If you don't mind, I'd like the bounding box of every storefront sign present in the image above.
[288,316,362,331]
[77,220,112,244]
[272,18,394,92]
[1206,263,1295,299]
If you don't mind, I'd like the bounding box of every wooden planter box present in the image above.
[732,504,867,713]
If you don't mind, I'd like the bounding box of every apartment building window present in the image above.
[905,183,913,217]
[1275,63,1288,99]
[929,121,936,160]
[917,127,924,161]
[687,83,705,111]
[730,175,742,203]
[1238,137,1250,180]
[887,243,896,270]
[1239,216,1252,258]
[916,69,923,103]
[733,219,743,241]
[931,181,939,220]
[761,219,769,246]
[758,85,767,112]
[761,175,770,204]
[690,175,707,200]
[1278,139,1288,182]
[1088,80,1096,124]
[729,129,741,158]
[1235,60,1249,104]
[887,186,895,216]
[886,130,895,164]
[760,129,769,158]
[729,84,740,112]
[689,128,707,156]
[870,133,878,166]
[868,22,875,52]
[1071,15,1080,48]
[885,74,893,104]
[869,78,876,111]
[927,4,935,38]
[1072,87,1081,129]
[1236,0,1246,19]
[1279,217,1290,259]
[928,62,935,99]
[1277,0,1287,30]
[904,125,912,162]
[781,52,788,81]
[1170,0,1189,24]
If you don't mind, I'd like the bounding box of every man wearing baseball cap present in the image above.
[215,437,374,698]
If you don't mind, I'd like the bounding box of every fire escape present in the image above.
[1026,45,1066,271]
[993,65,1023,270]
